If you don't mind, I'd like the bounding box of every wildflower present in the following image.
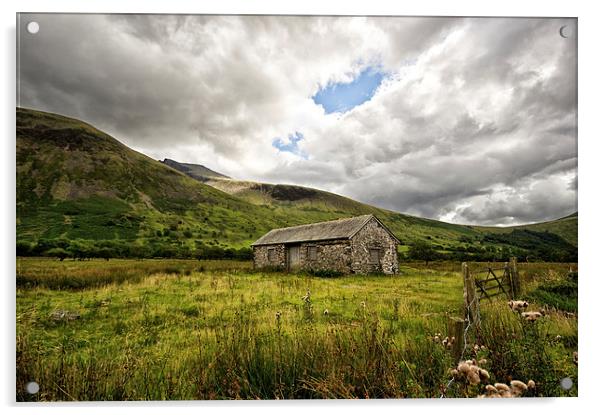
[494,383,510,392]
[521,311,542,322]
[555,335,562,341]
[478,368,490,381]
[508,300,529,312]
[457,362,471,375]
[453,360,487,386]
[510,380,528,397]
[511,380,528,391]
[323,309,329,315]
[467,371,480,385]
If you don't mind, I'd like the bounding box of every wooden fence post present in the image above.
[509,257,520,298]
[462,262,480,329]
[504,261,512,298]
[448,316,465,363]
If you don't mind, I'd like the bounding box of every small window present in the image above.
[267,248,276,262]
[369,248,380,264]
[308,246,317,260]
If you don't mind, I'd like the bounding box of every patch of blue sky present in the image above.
[272,131,307,159]
[312,66,387,114]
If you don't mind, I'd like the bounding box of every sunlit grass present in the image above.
[16,259,577,400]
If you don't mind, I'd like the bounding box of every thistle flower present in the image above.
[511,380,528,391]
[467,371,480,385]
[508,300,529,312]
[521,311,543,322]
[457,362,471,375]
[478,368,490,381]
[494,383,510,392]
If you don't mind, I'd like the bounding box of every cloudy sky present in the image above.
[18,14,577,225]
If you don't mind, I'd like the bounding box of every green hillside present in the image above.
[477,212,577,247]
[16,107,577,262]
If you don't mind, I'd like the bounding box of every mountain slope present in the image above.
[165,159,578,248]
[16,107,318,250]
[16,107,577,261]
[477,213,577,247]
[161,158,230,182]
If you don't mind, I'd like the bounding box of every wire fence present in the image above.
[439,293,480,398]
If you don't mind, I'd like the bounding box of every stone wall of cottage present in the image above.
[253,244,287,269]
[253,240,352,272]
[350,218,399,274]
[297,240,352,273]
[253,218,398,274]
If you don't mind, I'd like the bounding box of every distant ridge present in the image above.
[161,158,230,182]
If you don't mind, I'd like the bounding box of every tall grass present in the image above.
[16,259,577,400]
[16,257,252,289]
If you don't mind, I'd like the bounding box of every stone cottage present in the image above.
[251,214,400,274]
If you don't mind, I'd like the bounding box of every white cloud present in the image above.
[19,14,577,225]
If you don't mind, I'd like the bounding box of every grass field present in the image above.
[16,258,577,400]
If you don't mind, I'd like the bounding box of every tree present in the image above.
[407,241,438,265]
[45,247,70,261]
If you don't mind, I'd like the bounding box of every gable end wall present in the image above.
[350,218,399,274]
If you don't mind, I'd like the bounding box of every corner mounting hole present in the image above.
[27,21,39,34]
[26,381,39,394]
[560,377,573,390]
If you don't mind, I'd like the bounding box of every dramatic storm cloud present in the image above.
[18,14,577,225]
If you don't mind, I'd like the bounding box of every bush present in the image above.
[526,274,578,312]
[16,241,33,256]
[45,247,69,261]
[307,269,344,278]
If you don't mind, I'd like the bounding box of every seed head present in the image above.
[510,380,528,391]
[494,383,510,392]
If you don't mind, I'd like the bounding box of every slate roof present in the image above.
[252,214,398,246]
